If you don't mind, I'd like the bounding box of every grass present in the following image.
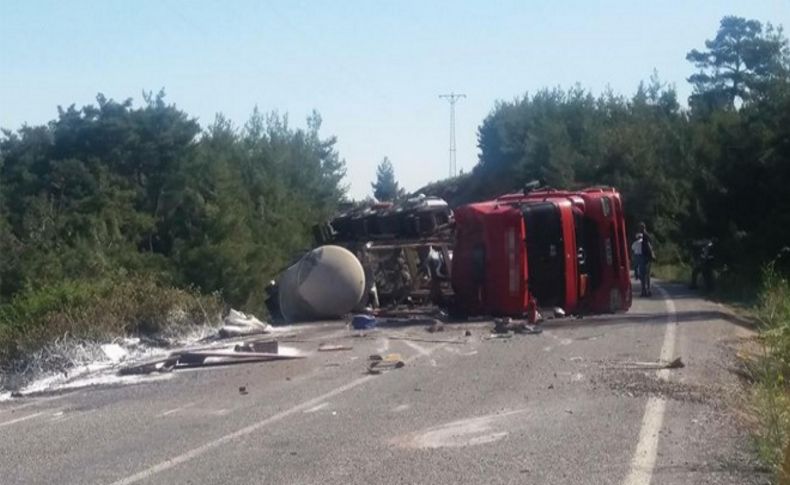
[745,264,790,482]
[0,275,222,375]
[652,262,691,283]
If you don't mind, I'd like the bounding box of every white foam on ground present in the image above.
[3,326,309,397]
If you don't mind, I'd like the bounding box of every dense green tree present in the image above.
[419,16,789,275]
[687,16,789,111]
[371,157,403,202]
[0,94,347,310]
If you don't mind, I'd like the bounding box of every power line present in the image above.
[439,92,466,178]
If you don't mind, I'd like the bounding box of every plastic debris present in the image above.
[219,309,272,338]
[352,314,378,330]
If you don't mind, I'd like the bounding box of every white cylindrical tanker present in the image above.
[277,245,366,322]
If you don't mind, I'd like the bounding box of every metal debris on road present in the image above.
[177,349,301,366]
[234,340,279,354]
[117,356,178,376]
[117,337,303,375]
[608,357,685,370]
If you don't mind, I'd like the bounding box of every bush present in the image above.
[0,276,221,368]
[751,263,790,480]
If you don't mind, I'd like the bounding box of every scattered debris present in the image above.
[317,343,353,352]
[427,320,444,333]
[492,317,543,335]
[219,309,272,338]
[368,353,405,374]
[511,323,543,335]
[117,337,303,375]
[553,307,566,318]
[177,349,301,367]
[352,314,378,330]
[485,333,513,340]
[493,318,513,334]
[608,357,685,370]
[377,316,438,327]
[234,340,279,354]
[117,356,178,376]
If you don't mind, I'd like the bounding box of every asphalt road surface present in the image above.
[0,283,768,484]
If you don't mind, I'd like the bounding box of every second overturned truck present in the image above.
[271,185,631,322]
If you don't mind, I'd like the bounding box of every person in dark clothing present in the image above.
[638,222,655,297]
[690,239,714,291]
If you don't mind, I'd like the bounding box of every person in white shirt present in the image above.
[631,233,643,280]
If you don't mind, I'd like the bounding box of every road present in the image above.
[0,283,767,484]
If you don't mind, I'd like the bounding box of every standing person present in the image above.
[631,233,643,281]
[638,222,655,297]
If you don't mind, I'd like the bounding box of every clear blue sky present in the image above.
[1,1,788,199]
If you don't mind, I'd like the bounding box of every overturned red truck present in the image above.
[451,187,631,318]
[271,185,631,322]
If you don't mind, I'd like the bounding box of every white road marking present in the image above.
[303,402,329,413]
[108,344,445,485]
[622,286,677,485]
[375,337,390,354]
[393,409,528,449]
[402,340,431,356]
[158,403,195,418]
[0,411,44,428]
[0,394,69,414]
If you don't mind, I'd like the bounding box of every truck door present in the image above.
[522,202,565,308]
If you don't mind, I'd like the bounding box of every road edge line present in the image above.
[622,285,677,485]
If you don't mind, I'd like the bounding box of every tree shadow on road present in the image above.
[547,305,756,331]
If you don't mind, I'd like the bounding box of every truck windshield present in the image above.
[522,202,565,308]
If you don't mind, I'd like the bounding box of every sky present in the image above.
[1,1,789,199]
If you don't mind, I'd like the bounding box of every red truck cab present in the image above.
[451,186,631,318]
[452,195,581,316]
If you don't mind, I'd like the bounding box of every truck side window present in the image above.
[601,197,611,217]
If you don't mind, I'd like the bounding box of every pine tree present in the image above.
[371,157,402,202]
